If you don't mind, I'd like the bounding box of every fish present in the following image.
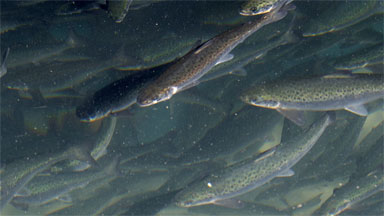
[10,156,120,210]
[174,107,284,166]
[318,169,384,216]
[5,48,132,95]
[76,64,165,122]
[241,73,384,126]
[240,0,291,16]
[56,0,132,23]
[333,43,384,70]
[6,34,78,69]
[0,145,95,211]
[136,2,294,107]
[0,20,31,34]
[174,113,334,208]
[16,0,50,7]
[303,0,384,37]
[71,117,118,171]
[0,48,10,78]
[56,1,102,16]
[200,18,299,83]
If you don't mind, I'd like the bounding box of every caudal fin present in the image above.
[0,47,10,78]
[65,145,98,168]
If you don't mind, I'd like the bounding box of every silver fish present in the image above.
[174,113,334,207]
[6,35,78,69]
[241,73,384,126]
[137,2,294,107]
[10,156,120,210]
[318,169,384,216]
[0,145,95,211]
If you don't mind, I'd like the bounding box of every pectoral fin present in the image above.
[230,67,247,76]
[277,109,307,127]
[345,104,368,116]
[215,54,234,65]
[11,201,29,211]
[277,168,295,177]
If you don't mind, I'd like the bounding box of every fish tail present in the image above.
[103,154,122,177]
[281,11,300,45]
[66,31,81,48]
[0,47,10,78]
[111,45,135,67]
[65,145,99,168]
[280,26,299,45]
[325,111,336,126]
[268,2,296,24]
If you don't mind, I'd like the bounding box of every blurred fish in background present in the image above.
[1,0,383,215]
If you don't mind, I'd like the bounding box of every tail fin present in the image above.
[102,154,122,177]
[0,47,10,78]
[326,111,336,126]
[280,13,300,45]
[65,145,98,168]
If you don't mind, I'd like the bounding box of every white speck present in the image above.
[207,182,212,188]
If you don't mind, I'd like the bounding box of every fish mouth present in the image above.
[239,10,256,16]
[137,87,177,107]
[136,96,162,107]
[248,98,281,109]
[76,105,110,122]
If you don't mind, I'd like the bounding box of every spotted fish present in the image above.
[241,74,384,126]
[175,113,333,208]
[136,2,295,107]
[240,0,291,16]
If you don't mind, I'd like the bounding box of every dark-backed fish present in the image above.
[303,0,384,37]
[76,66,163,122]
[137,2,294,107]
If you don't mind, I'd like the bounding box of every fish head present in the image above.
[76,101,111,122]
[240,0,276,16]
[241,90,281,109]
[137,86,178,107]
[174,190,216,208]
[248,97,281,109]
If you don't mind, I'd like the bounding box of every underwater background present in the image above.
[1,0,383,215]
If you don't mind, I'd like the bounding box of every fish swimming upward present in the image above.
[175,113,333,208]
[241,73,384,126]
[136,2,295,107]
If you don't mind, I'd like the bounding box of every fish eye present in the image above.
[251,7,257,13]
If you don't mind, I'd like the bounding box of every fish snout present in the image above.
[137,86,176,107]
